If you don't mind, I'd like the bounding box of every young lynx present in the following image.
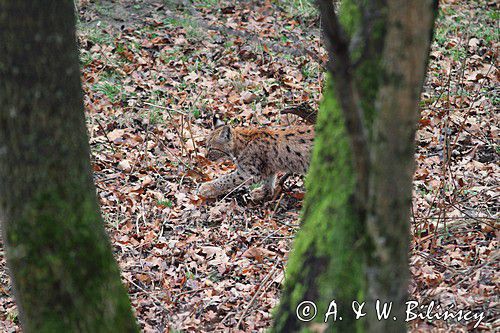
[198,117,314,200]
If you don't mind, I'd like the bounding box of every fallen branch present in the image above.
[236,260,280,329]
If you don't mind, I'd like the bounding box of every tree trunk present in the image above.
[0,1,138,332]
[273,1,437,332]
[365,2,438,330]
[272,77,364,332]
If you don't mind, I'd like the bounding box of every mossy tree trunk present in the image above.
[0,1,138,332]
[273,1,437,332]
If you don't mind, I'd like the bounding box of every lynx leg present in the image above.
[251,174,276,201]
[271,172,290,200]
[198,168,253,198]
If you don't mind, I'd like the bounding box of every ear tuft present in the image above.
[213,115,225,129]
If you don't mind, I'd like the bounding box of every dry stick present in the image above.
[266,192,301,240]
[143,123,150,169]
[420,253,500,305]
[416,214,498,222]
[185,114,199,155]
[143,102,188,115]
[83,62,108,84]
[450,203,499,230]
[135,211,141,235]
[184,90,204,156]
[176,286,212,298]
[421,188,492,220]
[425,116,454,228]
[419,34,468,226]
[436,168,499,233]
[439,37,471,234]
[431,61,496,240]
[143,102,191,159]
[236,261,280,329]
[449,119,490,144]
[89,116,99,144]
[180,112,186,160]
[269,193,285,220]
[219,177,254,201]
[453,252,500,286]
[123,275,170,314]
[454,33,471,109]
[416,251,459,274]
[82,40,118,84]
[129,121,149,175]
[440,161,467,235]
[161,104,191,163]
[429,106,483,111]
[258,223,293,244]
[427,50,455,212]
[151,131,201,176]
[411,201,422,246]
[95,117,117,154]
[220,311,235,326]
[450,61,495,149]
[80,36,114,84]
[434,70,454,243]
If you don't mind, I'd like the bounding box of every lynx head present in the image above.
[205,116,234,161]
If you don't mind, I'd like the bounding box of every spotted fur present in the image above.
[199,118,314,199]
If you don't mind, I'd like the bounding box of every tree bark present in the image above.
[366,1,438,331]
[272,77,364,332]
[0,1,138,332]
[273,1,437,332]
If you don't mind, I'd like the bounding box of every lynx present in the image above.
[198,117,314,200]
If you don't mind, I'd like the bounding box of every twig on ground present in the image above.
[236,260,280,329]
[219,177,254,201]
[95,117,117,154]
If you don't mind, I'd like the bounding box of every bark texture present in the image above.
[273,1,437,332]
[272,78,363,332]
[0,1,138,332]
[365,1,438,330]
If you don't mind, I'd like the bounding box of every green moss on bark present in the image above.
[272,1,389,331]
[0,1,138,332]
[272,77,365,332]
[6,191,136,332]
[273,0,436,331]
[338,0,361,36]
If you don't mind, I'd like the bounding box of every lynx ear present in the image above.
[220,125,232,141]
[213,115,225,129]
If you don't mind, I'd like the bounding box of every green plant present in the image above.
[157,200,173,207]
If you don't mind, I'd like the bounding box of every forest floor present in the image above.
[0,0,498,332]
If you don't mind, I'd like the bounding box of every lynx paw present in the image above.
[198,183,220,198]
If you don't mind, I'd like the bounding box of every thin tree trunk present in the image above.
[273,1,437,332]
[272,77,364,332]
[366,1,438,331]
[0,1,138,331]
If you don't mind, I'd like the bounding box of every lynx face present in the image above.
[205,125,234,161]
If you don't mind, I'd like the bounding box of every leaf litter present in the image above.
[0,0,498,332]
